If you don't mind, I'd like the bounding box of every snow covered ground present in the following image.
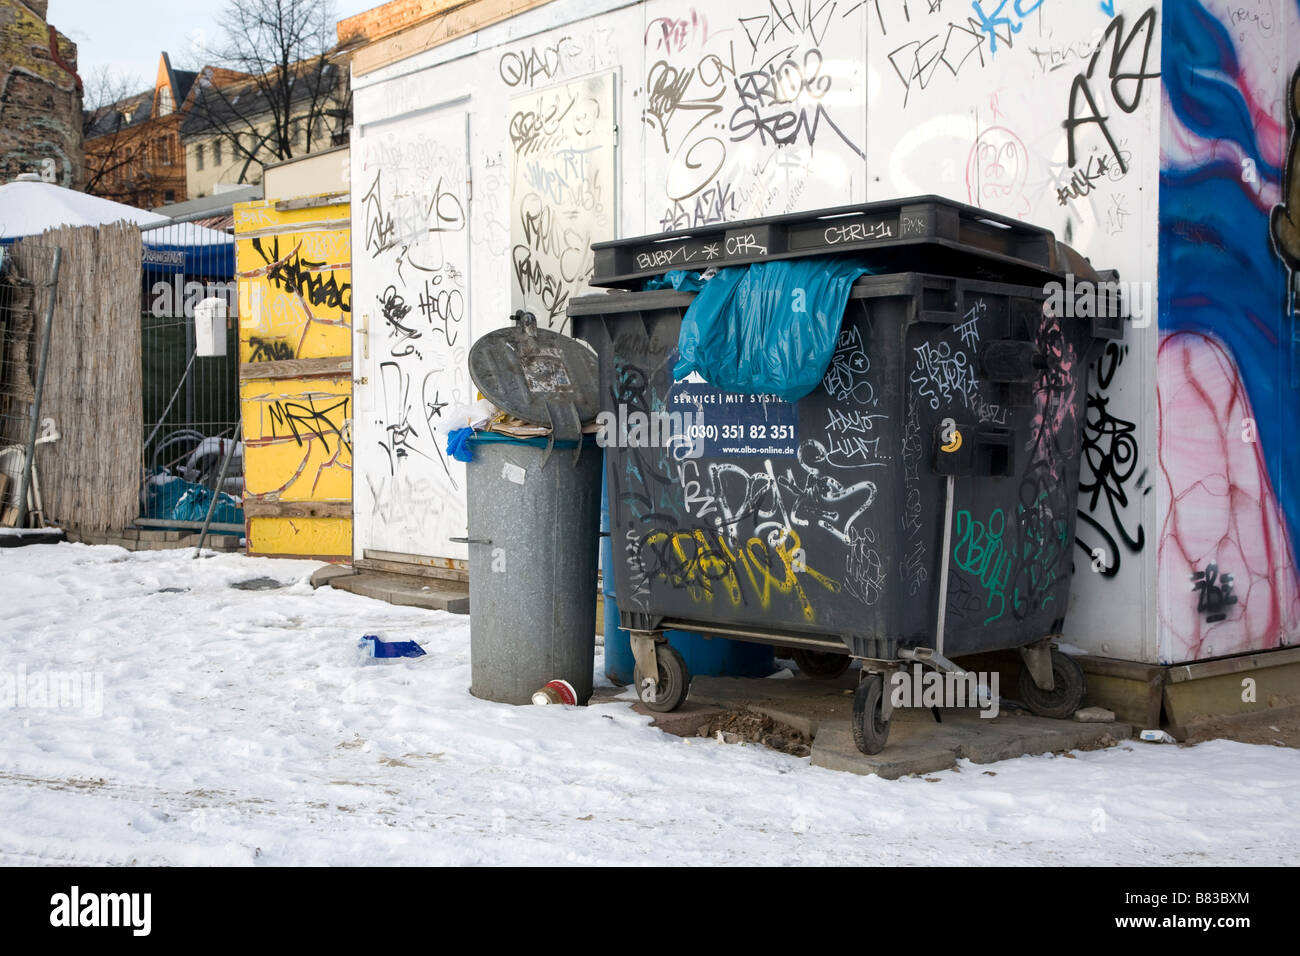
[1,543,1298,866]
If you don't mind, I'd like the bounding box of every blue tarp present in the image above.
[671,257,874,403]
[143,471,243,528]
[141,242,234,278]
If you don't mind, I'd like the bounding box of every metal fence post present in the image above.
[193,420,241,558]
[15,247,61,529]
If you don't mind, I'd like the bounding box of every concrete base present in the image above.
[811,711,1130,779]
[685,673,1129,779]
[630,699,730,736]
[310,564,356,589]
[0,527,65,547]
[328,569,469,614]
[62,526,243,552]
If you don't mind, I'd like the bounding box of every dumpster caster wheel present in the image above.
[634,644,689,713]
[1018,647,1087,719]
[792,649,851,680]
[852,673,891,755]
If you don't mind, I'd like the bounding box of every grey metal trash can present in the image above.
[463,311,603,705]
[465,435,602,704]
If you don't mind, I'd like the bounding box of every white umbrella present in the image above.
[0,176,168,240]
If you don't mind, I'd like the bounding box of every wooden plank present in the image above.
[240,356,352,380]
[243,499,353,519]
[249,551,352,563]
[233,218,352,241]
[1165,645,1300,682]
[275,192,350,212]
[350,0,556,78]
[1164,659,1300,735]
[1081,673,1164,729]
[355,555,468,583]
[134,517,245,533]
[363,547,467,571]
[1074,655,1168,682]
[339,0,451,46]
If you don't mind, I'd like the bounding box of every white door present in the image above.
[352,103,472,562]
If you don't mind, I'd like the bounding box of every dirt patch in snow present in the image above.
[1181,706,1300,749]
[696,708,812,758]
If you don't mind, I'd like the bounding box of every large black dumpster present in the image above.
[570,197,1122,753]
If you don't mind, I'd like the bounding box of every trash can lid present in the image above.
[468,310,600,443]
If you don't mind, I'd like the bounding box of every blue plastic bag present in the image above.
[358,634,427,659]
[644,270,709,292]
[673,257,873,402]
[446,426,475,463]
[143,471,243,525]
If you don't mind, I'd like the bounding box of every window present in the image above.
[311,116,323,143]
[196,143,204,170]
[213,138,223,165]
[291,123,301,147]
[164,190,175,203]
[158,86,173,117]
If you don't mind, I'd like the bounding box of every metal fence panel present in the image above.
[0,242,59,526]
[139,214,243,529]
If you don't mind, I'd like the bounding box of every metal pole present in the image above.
[933,474,956,659]
[193,420,241,558]
[15,247,61,529]
[184,314,195,428]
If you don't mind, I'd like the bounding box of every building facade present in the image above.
[83,53,197,209]
[181,56,351,200]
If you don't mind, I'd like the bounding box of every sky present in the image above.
[49,0,380,95]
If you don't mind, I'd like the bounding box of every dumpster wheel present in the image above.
[852,673,891,755]
[1018,647,1087,719]
[792,649,851,680]
[634,644,689,713]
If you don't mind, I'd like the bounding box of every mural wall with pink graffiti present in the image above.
[1157,0,1300,661]
[865,1,1163,663]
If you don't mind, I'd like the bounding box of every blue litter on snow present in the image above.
[358,635,427,659]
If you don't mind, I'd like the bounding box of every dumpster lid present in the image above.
[468,311,600,443]
[587,195,1063,289]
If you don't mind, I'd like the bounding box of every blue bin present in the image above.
[600,465,774,685]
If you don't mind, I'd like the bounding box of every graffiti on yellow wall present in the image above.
[235,197,352,561]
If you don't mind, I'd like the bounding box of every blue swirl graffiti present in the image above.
[1159,0,1299,560]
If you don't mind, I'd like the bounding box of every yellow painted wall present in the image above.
[234,197,352,561]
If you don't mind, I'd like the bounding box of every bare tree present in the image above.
[186,0,353,184]
[81,66,148,197]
